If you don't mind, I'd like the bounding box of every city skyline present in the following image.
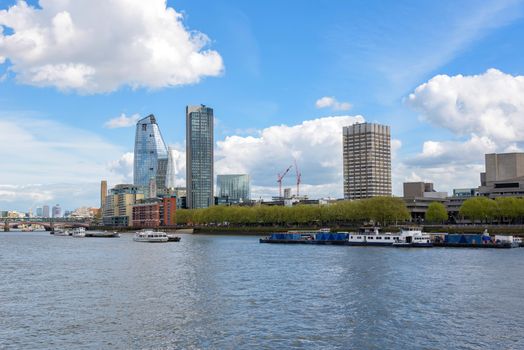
[2,0,524,210]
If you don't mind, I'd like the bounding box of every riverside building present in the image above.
[103,184,145,227]
[133,115,168,195]
[186,105,214,209]
[479,153,524,198]
[343,122,392,199]
[216,174,251,205]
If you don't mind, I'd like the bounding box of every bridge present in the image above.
[1,217,92,232]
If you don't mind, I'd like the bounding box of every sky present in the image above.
[2,0,524,211]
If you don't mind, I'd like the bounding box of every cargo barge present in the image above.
[260,228,433,247]
[260,228,522,248]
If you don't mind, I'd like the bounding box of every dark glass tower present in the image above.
[133,115,168,194]
[186,105,214,209]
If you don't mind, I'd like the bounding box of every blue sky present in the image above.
[1,0,524,211]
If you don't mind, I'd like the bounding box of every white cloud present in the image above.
[399,69,524,194]
[107,152,134,183]
[315,96,352,111]
[407,69,524,143]
[216,115,365,199]
[104,113,140,129]
[0,0,224,93]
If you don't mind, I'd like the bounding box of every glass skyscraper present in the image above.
[186,105,214,209]
[133,115,168,193]
[217,174,250,204]
[165,146,178,189]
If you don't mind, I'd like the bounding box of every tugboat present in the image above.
[133,230,169,243]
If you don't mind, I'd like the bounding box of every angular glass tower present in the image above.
[186,105,214,209]
[133,115,168,193]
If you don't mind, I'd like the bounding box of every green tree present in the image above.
[425,202,447,223]
[459,197,497,223]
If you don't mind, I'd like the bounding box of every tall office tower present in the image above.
[186,105,214,209]
[100,180,107,209]
[133,114,168,194]
[217,174,250,204]
[36,207,43,217]
[43,205,50,218]
[165,146,177,189]
[343,122,391,199]
[52,204,62,218]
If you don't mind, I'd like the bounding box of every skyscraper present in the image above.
[186,105,214,209]
[217,174,250,204]
[43,205,50,218]
[165,146,177,189]
[52,204,62,218]
[100,180,107,210]
[343,122,391,199]
[133,114,168,194]
[36,206,43,217]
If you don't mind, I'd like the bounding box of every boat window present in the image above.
[368,236,373,239]
[385,237,390,240]
[357,236,361,239]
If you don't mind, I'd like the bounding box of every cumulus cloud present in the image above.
[400,69,524,193]
[107,152,134,183]
[216,115,365,198]
[315,96,352,111]
[104,113,140,129]
[407,69,524,143]
[0,0,224,93]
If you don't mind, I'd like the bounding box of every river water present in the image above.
[1,231,523,349]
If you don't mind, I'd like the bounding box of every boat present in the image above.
[85,230,120,238]
[52,228,70,236]
[133,230,169,243]
[392,228,432,247]
[166,233,181,242]
[71,227,86,238]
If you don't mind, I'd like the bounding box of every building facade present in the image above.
[100,180,107,209]
[186,105,214,209]
[133,115,168,194]
[216,174,250,204]
[479,153,524,198]
[132,196,177,228]
[52,204,61,218]
[103,184,145,227]
[43,205,50,218]
[343,122,392,199]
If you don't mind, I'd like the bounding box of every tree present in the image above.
[459,197,497,223]
[425,202,447,223]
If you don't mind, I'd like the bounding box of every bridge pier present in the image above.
[4,220,9,232]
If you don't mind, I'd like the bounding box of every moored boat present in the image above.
[133,230,169,243]
[52,228,70,236]
[72,227,86,238]
[166,233,181,242]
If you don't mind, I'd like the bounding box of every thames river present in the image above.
[1,231,523,349]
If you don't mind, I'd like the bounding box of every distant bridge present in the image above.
[1,218,92,231]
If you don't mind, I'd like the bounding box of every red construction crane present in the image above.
[294,159,301,197]
[277,165,293,198]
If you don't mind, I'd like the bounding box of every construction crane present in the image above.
[277,165,293,198]
[294,159,302,197]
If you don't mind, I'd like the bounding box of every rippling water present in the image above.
[1,231,523,349]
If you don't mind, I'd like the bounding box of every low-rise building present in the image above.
[132,196,177,228]
[103,184,145,227]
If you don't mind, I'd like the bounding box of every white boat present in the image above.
[71,227,86,238]
[392,228,432,247]
[53,228,70,236]
[347,227,432,247]
[133,230,169,243]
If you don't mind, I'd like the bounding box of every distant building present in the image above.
[343,122,392,199]
[52,204,61,218]
[43,205,50,218]
[453,188,478,198]
[132,196,177,228]
[216,174,250,204]
[186,105,214,209]
[100,180,107,209]
[479,153,524,198]
[283,188,292,200]
[133,115,168,195]
[103,184,145,227]
[403,182,448,221]
[36,207,43,217]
